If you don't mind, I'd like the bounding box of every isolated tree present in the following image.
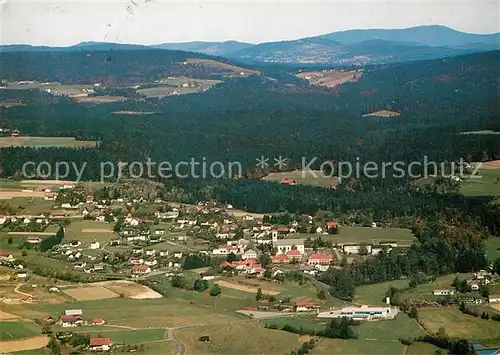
[7,237,12,244]
[493,257,500,275]
[47,335,61,355]
[171,275,186,289]
[317,289,327,299]
[22,250,28,257]
[226,252,237,263]
[358,243,369,256]
[408,307,418,319]
[259,253,272,268]
[210,284,221,296]
[194,279,209,292]
[256,288,263,301]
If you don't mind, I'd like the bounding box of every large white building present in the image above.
[273,239,305,255]
[317,305,398,321]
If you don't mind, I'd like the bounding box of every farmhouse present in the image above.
[65,309,83,316]
[27,236,42,244]
[59,315,83,327]
[308,253,333,266]
[286,249,303,261]
[274,239,305,255]
[343,244,367,254]
[132,265,151,276]
[90,241,100,249]
[0,251,14,261]
[48,286,60,292]
[89,337,113,352]
[16,270,28,279]
[433,289,455,296]
[488,295,500,303]
[272,255,289,264]
[294,301,320,312]
[91,318,106,325]
[242,249,257,260]
[318,305,398,320]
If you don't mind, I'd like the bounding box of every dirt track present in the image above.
[0,335,49,353]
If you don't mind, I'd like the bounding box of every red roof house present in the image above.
[90,337,113,351]
[286,249,302,260]
[272,255,289,263]
[308,253,333,265]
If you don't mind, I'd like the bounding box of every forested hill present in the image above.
[0,49,260,84]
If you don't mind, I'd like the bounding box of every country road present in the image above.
[167,328,184,355]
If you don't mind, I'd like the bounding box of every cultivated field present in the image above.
[362,110,401,118]
[215,280,281,296]
[353,279,409,306]
[112,111,158,115]
[176,322,300,355]
[310,338,404,355]
[94,280,163,299]
[74,95,127,103]
[419,308,500,339]
[185,58,261,76]
[28,298,243,328]
[460,130,500,135]
[297,70,362,88]
[0,321,40,341]
[137,78,221,98]
[0,310,21,320]
[302,226,416,246]
[355,313,425,340]
[0,136,97,148]
[461,168,500,197]
[0,335,49,353]
[262,169,339,188]
[0,189,46,199]
[64,219,118,243]
[62,285,120,301]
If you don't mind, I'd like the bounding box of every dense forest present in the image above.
[0,50,499,234]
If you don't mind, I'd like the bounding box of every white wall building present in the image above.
[318,305,398,321]
[274,239,305,255]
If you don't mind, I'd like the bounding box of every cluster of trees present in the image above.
[266,318,357,340]
[415,335,475,355]
[320,214,489,300]
[39,226,65,252]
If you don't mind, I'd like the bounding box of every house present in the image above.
[48,286,60,293]
[488,295,500,303]
[173,252,183,259]
[433,289,455,296]
[294,301,319,312]
[308,254,333,266]
[0,251,14,261]
[318,305,399,320]
[74,261,87,269]
[90,241,100,250]
[272,255,289,264]
[132,265,151,276]
[42,315,55,324]
[0,215,7,225]
[242,249,257,260]
[201,273,215,281]
[44,193,56,201]
[91,318,106,325]
[154,229,165,235]
[16,270,28,279]
[64,309,83,316]
[129,258,144,265]
[144,259,157,267]
[145,249,156,256]
[277,227,290,235]
[458,295,483,304]
[212,246,237,256]
[286,249,302,261]
[274,239,305,255]
[342,244,372,255]
[159,250,169,257]
[469,282,480,291]
[89,337,113,352]
[129,218,140,226]
[26,237,41,244]
[59,315,83,327]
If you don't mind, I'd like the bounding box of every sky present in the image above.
[1,0,499,46]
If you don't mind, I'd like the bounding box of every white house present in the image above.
[0,215,7,225]
[273,239,305,255]
[318,305,399,321]
[242,249,257,260]
[89,241,100,250]
[433,289,455,296]
[488,295,500,303]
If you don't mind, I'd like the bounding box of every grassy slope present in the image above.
[0,321,40,341]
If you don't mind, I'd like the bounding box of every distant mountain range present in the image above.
[2,25,499,65]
